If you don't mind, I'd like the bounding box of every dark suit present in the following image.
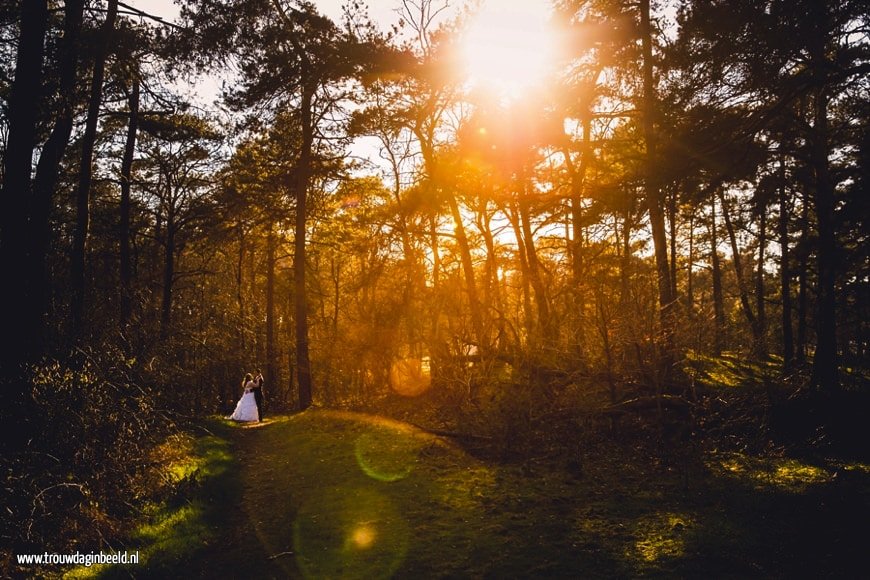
[252,375,265,421]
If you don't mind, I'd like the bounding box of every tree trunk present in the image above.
[30,0,86,347]
[70,0,118,338]
[807,62,839,390]
[518,176,552,345]
[595,288,617,405]
[506,202,534,343]
[236,220,246,349]
[796,194,809,365]
[619,200,633,307]
[295,80,314,410]
[447,193,485,350]
[710,198,725,355]
[161,216,175,338]
[478,204,506,348]
[717,188,764,357]
[265,221,277,397]
[120,78,140,327]
[668,185,678,300]
[0,0,48,379]
[755,198,768,358]
[639,0,676,382]
[778,160,794,369]
[428,215,442,352]
[567,112,592,353]
[687,209,695,311]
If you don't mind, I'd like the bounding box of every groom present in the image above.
[253,369,265,422]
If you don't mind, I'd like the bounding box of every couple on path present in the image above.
[229,370,265,422]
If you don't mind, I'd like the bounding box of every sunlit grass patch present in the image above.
[841,462,870,473]
[133,502,208,551]
[630,511,696,563]
[292,487,410,579]
[64,425,237,578]
[707,452,833,492]
[685,350,779,390]
[354,427,428,482]
[144,432,197,484]
[433,464,496,511]
[192,435,234,477]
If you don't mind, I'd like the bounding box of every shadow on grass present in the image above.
[64,410,869,579]
[243,410,868,579]
[64,418,283,579]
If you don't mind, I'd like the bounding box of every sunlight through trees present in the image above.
[1,0,868,569]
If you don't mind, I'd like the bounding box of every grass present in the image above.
[684,350,782,390]
[63,402,868,578]
[63,421,270,579]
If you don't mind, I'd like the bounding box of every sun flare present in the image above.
[460,0,556,96]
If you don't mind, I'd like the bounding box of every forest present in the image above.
[1,0,868,577]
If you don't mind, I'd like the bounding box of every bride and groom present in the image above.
[229,370,265,422]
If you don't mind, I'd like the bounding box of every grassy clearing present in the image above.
[231,410,867,579]
[62,402,867,579]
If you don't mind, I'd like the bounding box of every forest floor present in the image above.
[65,400,869,579]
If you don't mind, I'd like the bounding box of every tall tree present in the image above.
[70,0,118,338]
[0,0,49,379]
[180,0,382,409]
[30,0,86,344]
[119,77,140,327]
[136,113,222,338]
[777,157,795,369]
[638,0,676,376]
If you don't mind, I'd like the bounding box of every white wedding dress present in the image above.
[229,389,259,422]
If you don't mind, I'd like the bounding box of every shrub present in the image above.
[0,344,173,568]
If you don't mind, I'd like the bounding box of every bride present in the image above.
[229,373,260,422]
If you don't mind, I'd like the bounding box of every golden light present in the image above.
[388,356,431,397]
[351,524,376,549]
[460,0,556,97]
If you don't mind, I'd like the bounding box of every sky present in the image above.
[129,0,553,41]
[127,0,434,105]
[131,0,425,32]
[126,0,554,106]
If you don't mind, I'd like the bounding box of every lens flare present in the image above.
[293,488,409,579]
[354,429,425,482]
[350,525,376,549]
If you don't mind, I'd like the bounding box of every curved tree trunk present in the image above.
[71,0,118,339]
[120,78,140,327]
[717,189,765,358]
[31,0,86,347]
[447,193,485,350]
[518,179,552,346]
